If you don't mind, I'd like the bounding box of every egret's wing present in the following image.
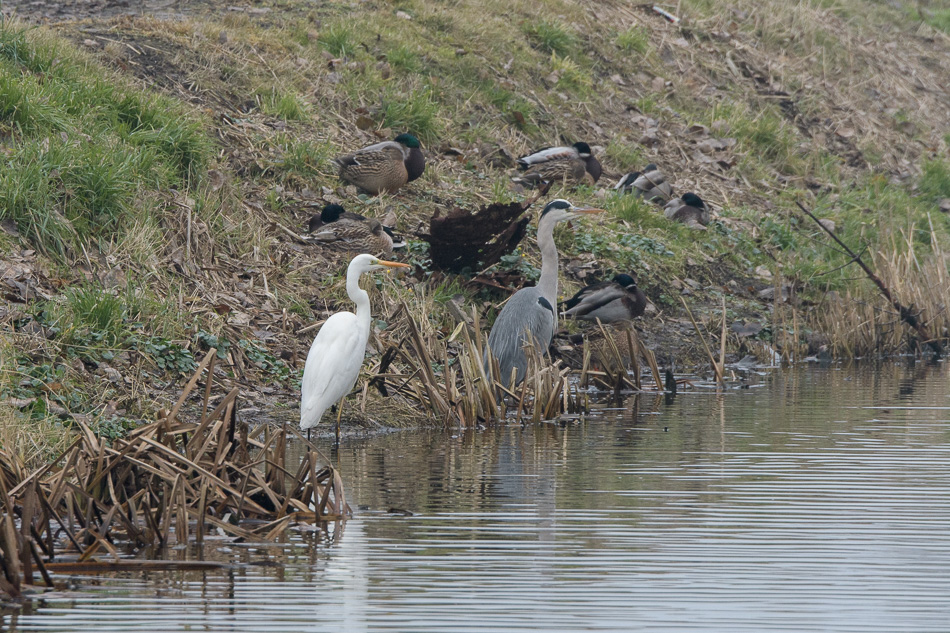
[301,312,366,429]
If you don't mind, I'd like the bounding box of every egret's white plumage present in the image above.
[300,253,408,433]
[485,200,603,386]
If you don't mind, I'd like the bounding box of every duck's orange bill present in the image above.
[379,260,411,269]
[573,207,605,214]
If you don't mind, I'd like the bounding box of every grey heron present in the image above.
[484,199,604,386]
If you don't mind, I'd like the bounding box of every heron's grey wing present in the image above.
[564,285,628,317]
[486,287,555,384]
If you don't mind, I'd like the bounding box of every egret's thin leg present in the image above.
[335,399,343,445]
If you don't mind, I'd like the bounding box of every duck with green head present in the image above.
[334,133,425,195]
[512,142,602,188]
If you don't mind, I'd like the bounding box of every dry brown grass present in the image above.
[0,349,349,599]
[808,223,950,357]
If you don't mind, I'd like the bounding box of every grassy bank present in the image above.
[2,0,950,450]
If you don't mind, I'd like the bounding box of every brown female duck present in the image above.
[307,204,399,255]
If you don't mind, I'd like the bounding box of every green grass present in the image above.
[609,194,673,230]
[522,19,576,56]
[387,43,424,73]
[258,89,309,120]
[911,7,950,33]
[605,140,645,172]
[382,86,441,141]
[709,102,801,174]
[0,22,212,259]
[550,53,592,94]
[319,24,355,57]
[920,160,950,200]
[615,26,649,54]
[275,137,333,181]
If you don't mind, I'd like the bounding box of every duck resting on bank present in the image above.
[512,142,603,188]
[334,133,425,195]
[614,163,673,202]
[307,204,402,255]
[664,192,709,229]
[561,273,648,323]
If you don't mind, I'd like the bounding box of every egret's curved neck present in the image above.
[346,266,373,332]
[537,217,559,307]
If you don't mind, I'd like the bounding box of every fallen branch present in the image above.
[795,201,942,357]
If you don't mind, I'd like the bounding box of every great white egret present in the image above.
[484,199,603,386]
[562,273,648,323]
[300,253,409,441]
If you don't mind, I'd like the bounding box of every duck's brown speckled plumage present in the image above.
[334,134,424,195]
[513,157,595,187]
[308,204,394,255]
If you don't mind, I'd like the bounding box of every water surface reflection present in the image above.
[6,364,950,632]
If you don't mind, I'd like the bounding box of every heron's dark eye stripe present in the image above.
[537,297,554,314]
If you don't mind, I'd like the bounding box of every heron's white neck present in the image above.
[346,265,373,331]
[536,217,560,309]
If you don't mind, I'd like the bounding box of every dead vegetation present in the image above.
[0,349,348,600]
[2,0,950,439]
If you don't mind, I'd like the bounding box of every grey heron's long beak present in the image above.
[571,207,605,214]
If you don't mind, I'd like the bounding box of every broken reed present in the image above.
[809,224,950,357]
[383,304,665,426]
[0,349,349,599]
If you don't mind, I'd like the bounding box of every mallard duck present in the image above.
[614,163,673,202]
[561,273,648,323]
[334,133,425,195]
[512,141,602,188]
[664,192,709,229]
[307,204,399,255]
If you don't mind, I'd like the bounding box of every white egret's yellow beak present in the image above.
[377,259,410,272]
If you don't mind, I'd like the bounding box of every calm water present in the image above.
[5,364,950,632]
